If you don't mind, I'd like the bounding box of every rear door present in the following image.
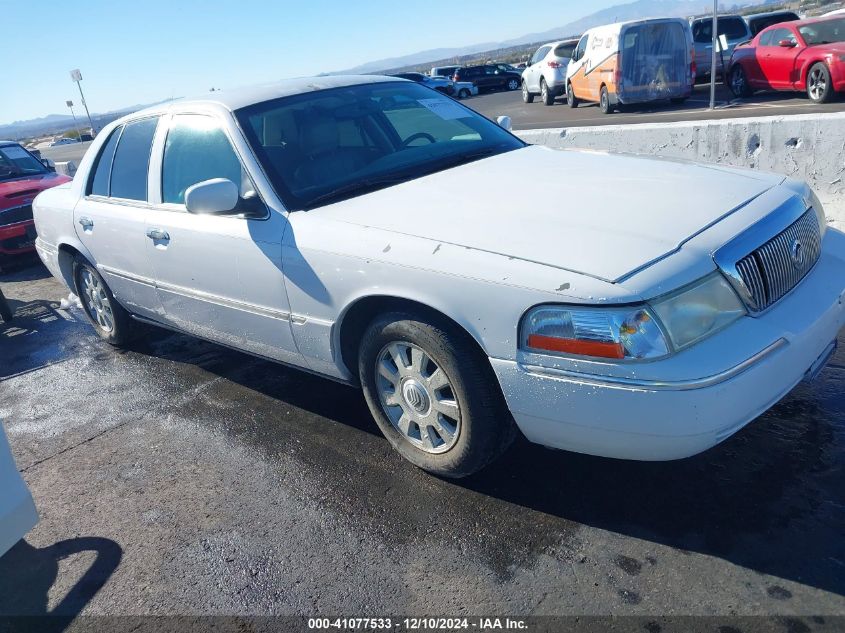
[73,118,162,319]
[144,112,301,365]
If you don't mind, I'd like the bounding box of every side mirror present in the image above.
[41,158,56,172]
[185,178,239,215]
[778,39,796,48]
[496,115,513,132]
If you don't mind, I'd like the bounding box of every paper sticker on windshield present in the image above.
[417,98,469,120]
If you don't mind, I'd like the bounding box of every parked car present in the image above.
[744,11,801,37]
[0,141,71,263]
[0,422,38,557]
[453,81,478,99]
[430,65,460,79]
[566,18,695,113]
[390,72,454,95]
[49,137,78,146]
[33,76,844,477]
[490,63,523,75]
[521,39,578,105]
[690,14,752,80]
[729,15,844,103]
[452,65,521,92]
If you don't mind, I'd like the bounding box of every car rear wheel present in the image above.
[521,81,534,103]
[507,78,520,91]
[729,65,752,98]
[73,256,134,346]
[566,82,579,108]
[599,86,614,114]
[458,88,471,99]
[541,79,554,106]
[807,63,833,103]
[358,311,516,478]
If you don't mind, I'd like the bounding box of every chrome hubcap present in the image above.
[375,342,461,454]
[80,269,114,333]
[809,69,826,100]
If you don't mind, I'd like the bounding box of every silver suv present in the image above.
[690,15,752,81]
[521,40,578,105]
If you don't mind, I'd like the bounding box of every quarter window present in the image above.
[109,117,158,201]
[161,114,246,206]
[88,127,121,196]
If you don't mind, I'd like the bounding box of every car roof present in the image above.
[122,74,402,120]
[539,39,579,47]
[746,10,799,20]
[690,13,743,22]
[0,141,19,146]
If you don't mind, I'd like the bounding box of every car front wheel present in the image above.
[566,82,579,108]
[359,312,515,478]
[73,256,134,346]
[807,63,833,103]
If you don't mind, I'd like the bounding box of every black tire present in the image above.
[599,85,614,114]
[670,97,687,105]
[0,288,12,323]
[358,311,516,478]
[729,64,752,98]
[566,82,579,108]
[521,81,534,104]
[506,77,520,91]
[541,79,554,106]
[458,88,471,99]
[807,63,834,103]
[72,256,134,346]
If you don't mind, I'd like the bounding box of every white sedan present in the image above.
[0,424,37,557]
[33,75,845,477]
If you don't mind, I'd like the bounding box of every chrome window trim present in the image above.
[713,195,812,314]
[519,338,787,391]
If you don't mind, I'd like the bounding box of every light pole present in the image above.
[709,0,718,110]
[66,100,83,141]
[70,69,96,135]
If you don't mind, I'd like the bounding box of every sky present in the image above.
[2,0,622,125]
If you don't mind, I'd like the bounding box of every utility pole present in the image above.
[66,100,83,140]
[70,69,96,135]
[709,0,718,110]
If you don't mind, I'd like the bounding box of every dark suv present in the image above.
[452,65,521,92]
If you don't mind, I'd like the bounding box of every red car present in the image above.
[728,15,845,103]
[0,142,71,264]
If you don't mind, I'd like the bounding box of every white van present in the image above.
[566,18,695,113]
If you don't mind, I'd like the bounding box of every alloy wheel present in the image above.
[80,268,114,332]
[808,67,826,101]
[375,341,461,454]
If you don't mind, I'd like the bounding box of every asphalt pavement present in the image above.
[0,260,844,627]
[466,83,845,130]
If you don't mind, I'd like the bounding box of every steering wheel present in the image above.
[402,132,436,147]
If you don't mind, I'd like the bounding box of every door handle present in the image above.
[146,228,170,241]
[78,217,94,229]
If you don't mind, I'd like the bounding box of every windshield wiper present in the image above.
[304,174,410,209]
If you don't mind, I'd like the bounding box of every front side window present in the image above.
[109,117,158,201]
[0,144,47,181]
[766,27,797,46]
[161,114,247,206]
[237,81,523,210]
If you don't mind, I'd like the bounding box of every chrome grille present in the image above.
[734,210,821,312]
[0,204,33,227]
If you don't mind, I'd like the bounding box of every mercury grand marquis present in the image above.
[33,75,845,477]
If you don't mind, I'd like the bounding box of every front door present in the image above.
[145,112,301,365]
[73,117,161,320]
[756,27,801,89]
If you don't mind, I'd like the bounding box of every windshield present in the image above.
[0,144,48,181]
[236,81,524,209]
[799,18,845,45]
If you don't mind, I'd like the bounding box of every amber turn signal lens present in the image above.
[526,334,625,359]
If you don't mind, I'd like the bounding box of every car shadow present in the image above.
[0,537,122,630]
[125,324,845,599]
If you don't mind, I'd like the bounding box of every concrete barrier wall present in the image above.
[516,112,845,230]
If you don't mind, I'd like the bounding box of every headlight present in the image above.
[520,305,670,361]
[650,273,745,351]
[806,188,826,238]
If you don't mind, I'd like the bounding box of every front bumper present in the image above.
[491,228,845,461]
[0,220,37,257]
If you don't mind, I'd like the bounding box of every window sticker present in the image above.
[417,98,469,120]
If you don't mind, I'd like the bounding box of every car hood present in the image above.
[317,145,783,282]
[0,172,72,212]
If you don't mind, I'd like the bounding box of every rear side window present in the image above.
[109,118,158,201]
[161,114,245,205]
[88,128,121,196]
